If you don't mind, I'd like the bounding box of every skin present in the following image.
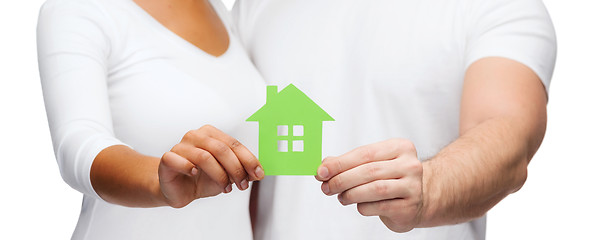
[92,125,265,208]
[316,57,547,232]
[134,0,229,56]
[89,0,262,208]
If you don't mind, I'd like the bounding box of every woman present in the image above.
[37,0,265,239]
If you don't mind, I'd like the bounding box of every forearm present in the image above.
[419,116,540,227]
[90,145,167,207]
[315,58,549,232]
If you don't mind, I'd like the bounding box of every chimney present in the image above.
[267,85,278,104]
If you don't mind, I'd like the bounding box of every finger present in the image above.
[356,198,407,217]
[172,144,230,190]
[321,160,404,195]
[194,136,250,190]
[184,128,250,189]
[357,199,421,233]
[201,125,264,181]
[336,179,409,205]
[159,151,196,182]
[317,139,415,181]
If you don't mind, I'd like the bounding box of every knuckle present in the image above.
[330,175,344,191]
[335,159,345,174]
[324,158,342,175]
[215,172,230,186]
[232,167,246,179]
[374,181,389,197]
[398,139,416,152]
[185,129,199,139]
[240,157,258,171]
[367,163,381,178]
[170,144,183,153]
[193,149,211,164]
[246,156,259,167]
[221,174,230,185]
[406,159,423,175]
[170,145,179,153]
[210,141,229,155]
[229,140,242,150]
[199,124,213,131]
[358,146,374,162]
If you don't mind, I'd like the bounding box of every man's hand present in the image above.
[316,139,424,233]
[313,57,547,230]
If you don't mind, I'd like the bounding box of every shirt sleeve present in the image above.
[465,0,557,94]
[37,0,127,200]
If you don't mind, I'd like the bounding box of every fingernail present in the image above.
[240,179,249,190]
[338,194,344,203]
[321,183,330,195]
[191,168,198,176]
[318,166,329,179]
[255,166,264,179]
[225,184,232,193]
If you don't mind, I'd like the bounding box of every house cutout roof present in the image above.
[247,84,334,122]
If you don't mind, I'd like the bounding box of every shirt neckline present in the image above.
[124,0,233,60]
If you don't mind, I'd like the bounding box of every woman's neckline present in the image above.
[126,0,233,59]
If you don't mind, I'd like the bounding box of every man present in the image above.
[233,0,556,239]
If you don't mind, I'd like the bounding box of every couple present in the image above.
[37,0,556,239]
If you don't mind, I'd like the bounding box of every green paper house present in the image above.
[247,84,334,175]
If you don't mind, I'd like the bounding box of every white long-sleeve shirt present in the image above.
[233,0,557,239]
[37,0,265,239]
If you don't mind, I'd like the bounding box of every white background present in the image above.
[0,0,587,239]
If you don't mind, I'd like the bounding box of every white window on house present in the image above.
[277,125,288,136]
[277,125,305,152]
[293,125,304,136]
[278,140,288,152]
[292,140,304,152]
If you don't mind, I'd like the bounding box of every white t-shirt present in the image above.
[37,0,265,239]
[233,0,556,239]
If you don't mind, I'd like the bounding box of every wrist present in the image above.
[418,161,439,227]
[147,158,169,207]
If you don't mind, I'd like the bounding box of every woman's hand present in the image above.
[316,139,424,233]
[159,125,264,208]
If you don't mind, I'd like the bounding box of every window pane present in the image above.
[278,140,288,152]
[293,140,304,152]
[277,125,288,136]
[293,125,304,136]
